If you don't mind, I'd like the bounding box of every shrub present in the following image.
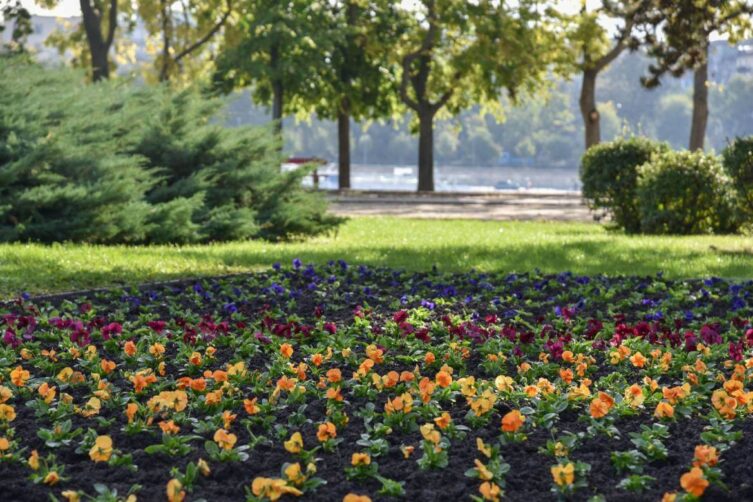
[580,137,669,233]
[722,136,753,221]
[636,150,739,235]
[0,58,155,243]
[0,58,343,244]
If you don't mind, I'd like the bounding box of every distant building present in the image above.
[709,39,753,83]
[736,43,753,75]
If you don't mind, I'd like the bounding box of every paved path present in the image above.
[326,190,595,222]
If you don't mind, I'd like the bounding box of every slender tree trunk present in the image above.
[417,110,434,192]
[270,42,283,140]
[336,1,358,190]
[579,69,600,150]
[158,0,171,82]
[272,79,283,139]
[689,44,709,151]
[337,98,351,190]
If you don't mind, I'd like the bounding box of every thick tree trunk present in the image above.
[79,0,116,82]
[337,98,351,190]
[417,111,434,192]
[88,43,110,82]
[689,46,709,151]
[579,69,600,150]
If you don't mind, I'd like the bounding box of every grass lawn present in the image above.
[1,217,752,298]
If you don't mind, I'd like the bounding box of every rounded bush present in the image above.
[722,136,753,220]
[580,137,669,233]
[637,150,739,235]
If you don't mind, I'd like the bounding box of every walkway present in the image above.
[326,190,595,222]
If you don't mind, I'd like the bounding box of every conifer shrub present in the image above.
[0,58,342,244]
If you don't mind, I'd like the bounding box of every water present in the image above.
[300,164,582,192]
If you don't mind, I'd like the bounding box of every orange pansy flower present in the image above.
[280,343,294,358]
[89,435,113,462]
[317,421,337,442]
[244,397,260,415]
[680,467,708,497]
[213,428,237,450]
[434,411,452,429]
[654,401,674,419]
[501,409,525,433]
[10,366,30,386]
[327,368,342,383]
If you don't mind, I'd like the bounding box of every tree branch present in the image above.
[105,0,117,50]
[592,11,639,73]
[430,87,453,114]
[399,0,438,112]
[173,0,233,64]
[399,54,421,112]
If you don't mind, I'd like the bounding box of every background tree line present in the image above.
[1,0,752,192]
[227,49,753,173]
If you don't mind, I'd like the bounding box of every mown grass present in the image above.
[1,217,752,298]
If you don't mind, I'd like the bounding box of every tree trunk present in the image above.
[337,98,351,190]
[579,69,600,150]
[272,79,283,138]
[417,111,434,192]
[270,42,283,140]
[336,2,357,190]
[88,42,110,82]
[158,0,171,82]
[689,45,709,151]
[79,0,116,82]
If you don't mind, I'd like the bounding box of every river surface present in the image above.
[300,164,582,192]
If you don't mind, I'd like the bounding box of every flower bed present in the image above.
[1,262,752,501]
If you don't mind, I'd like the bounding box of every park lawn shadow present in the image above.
[3,234,752,298]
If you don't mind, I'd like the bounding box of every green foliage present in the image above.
[0,0,32,51]
[396,0,570,126]
[3,218,753,299]
[0,57,155,243]
[636,0,753,88]
[212,0,326,116]
[135,0,233,84]
[654,94,691,149]
[580,137,669,233]
[310,0,400,123]
[722,136,753,220]
[0,59,342,244]
[636,150,739,235]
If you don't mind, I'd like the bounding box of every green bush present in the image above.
[722,136,753,221]
[580,137,669,233]
[636,150,739,235]
[0,58,343,244]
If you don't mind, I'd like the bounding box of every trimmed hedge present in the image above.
[722,136,753,221]
[636,150,739,235]
[580,137,669,233]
